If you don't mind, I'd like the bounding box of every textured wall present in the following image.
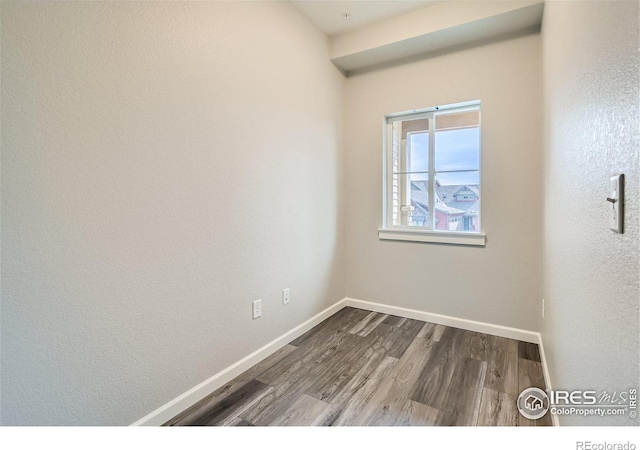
[541,1,639,426]
[345,33,543,331]
[1,1,346,425]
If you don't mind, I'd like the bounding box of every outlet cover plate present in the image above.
[252,299,261,319]
[609,174,624,233]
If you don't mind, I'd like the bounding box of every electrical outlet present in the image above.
[252,299,262,319]
[542,298,545,319]
[282,288,290,306]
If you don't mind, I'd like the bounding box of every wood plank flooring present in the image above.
[165,307,551,426]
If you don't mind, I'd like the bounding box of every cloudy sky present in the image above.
[407,128,479,186]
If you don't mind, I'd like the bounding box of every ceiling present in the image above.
[291,1,440,36]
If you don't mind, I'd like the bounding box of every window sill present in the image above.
[378,228,486,246]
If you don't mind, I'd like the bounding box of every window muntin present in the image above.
[385,102,481,233]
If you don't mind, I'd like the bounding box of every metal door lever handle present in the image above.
[606,197,617,203]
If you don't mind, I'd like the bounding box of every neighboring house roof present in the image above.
[435,183,479,216]
[410,183,429,222]
[410,181,429,208]
[413,202,428,217]
[435,201,465,215]
[409,181,480,219]
[434,184,461,202]
[464,203,480,217]
[463,185,480,195]
[446,199,479,216]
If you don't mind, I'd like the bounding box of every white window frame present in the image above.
[379,100,486,246]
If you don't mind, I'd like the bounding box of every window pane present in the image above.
[434,172,480,232]
[391,173,430,228]
[390,117,430,228]
[392,118,429,173]
[409,172,429,181]
[434,109,480,172]
[409,179,429,227]
[408,132,428,173]
[435,171,479,186]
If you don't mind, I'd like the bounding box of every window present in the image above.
[379,101,485,246]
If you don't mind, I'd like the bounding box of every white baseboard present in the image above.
[131,298,347,426]
[537,334,559,426]
[345,298,539,343]
[133,296,554,426]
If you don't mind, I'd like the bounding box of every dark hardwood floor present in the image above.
[165,307,551,426]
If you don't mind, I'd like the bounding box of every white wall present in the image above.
[345,33,543,331]
[541,1,639,426]
[1,1,346,425]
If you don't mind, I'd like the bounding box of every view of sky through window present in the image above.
[405,127,479,185]
[435,128,480,178]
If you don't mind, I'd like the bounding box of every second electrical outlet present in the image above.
[252,299,261,319]
[282,288,290,306]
